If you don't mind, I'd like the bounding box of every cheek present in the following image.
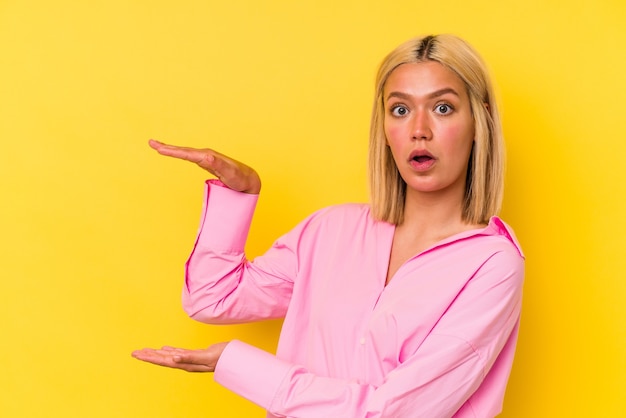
[382,125,404,166]
[440,122,474,152]
[384,122,404,146]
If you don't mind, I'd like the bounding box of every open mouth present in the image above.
[412,155,433,163]
[409,151,436,170]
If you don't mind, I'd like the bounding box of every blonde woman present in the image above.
[133,34,524,417]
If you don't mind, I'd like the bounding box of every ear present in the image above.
[483,102,490,113]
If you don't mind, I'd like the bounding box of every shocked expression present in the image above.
[384,61,475,199]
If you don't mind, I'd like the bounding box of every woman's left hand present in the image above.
[131,342,229,372]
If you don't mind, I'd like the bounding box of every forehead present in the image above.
[383,61,468,99]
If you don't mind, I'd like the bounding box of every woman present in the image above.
[132,34,525,417]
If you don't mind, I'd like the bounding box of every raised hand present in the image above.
[148,140,261,194]
[131,342,229,373]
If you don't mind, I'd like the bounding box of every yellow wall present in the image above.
[1,1,624,416]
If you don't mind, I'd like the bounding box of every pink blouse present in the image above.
[183,181,525,417]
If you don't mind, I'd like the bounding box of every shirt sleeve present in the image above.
[182,180,298,324]
[214,247,525,418]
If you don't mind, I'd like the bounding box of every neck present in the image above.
[384,187,477,286]
[400,187,468,237]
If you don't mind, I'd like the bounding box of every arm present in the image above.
[182,180,298,323]
[140,141,524,416]
[147,140,296,323]
[214,249,524,417]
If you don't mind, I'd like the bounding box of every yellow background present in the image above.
[1,0,624,416]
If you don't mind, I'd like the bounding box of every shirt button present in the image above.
[359,337,366,345]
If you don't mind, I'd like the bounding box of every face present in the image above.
[383,61,475,201]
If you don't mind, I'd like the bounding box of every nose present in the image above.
[411,110,432,141]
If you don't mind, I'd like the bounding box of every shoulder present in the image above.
[300,202,372,224]
[471,217,525,285]
[313,202,372,220]
[440,217,524,264]
[273,203,385,253]
[293,203,381,237]
[487,216,524,258]
[442,217,525,284]
[464,217,525,263]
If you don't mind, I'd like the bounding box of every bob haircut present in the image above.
[369,34,504,225]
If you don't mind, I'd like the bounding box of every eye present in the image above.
[390,105,409,117]
[434,103,453,115]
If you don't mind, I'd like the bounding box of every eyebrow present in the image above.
[386,88,460,101]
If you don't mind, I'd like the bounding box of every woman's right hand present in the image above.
[148,139,261,194]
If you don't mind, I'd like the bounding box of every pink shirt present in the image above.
[183,181,525,417]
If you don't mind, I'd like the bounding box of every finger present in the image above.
[160,346,185,353]
[149,347,206,365]
[149,140,215,165]
[148,140,229,181]
[132,348,210,372]
[131,348,174,366]
[147,140,260,193]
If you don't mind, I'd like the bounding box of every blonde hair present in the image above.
[369,34,504,225]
